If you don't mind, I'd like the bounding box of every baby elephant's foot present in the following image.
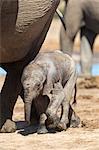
[37,125,48,134]
[46,110,59,127]
[57,120,68,131]
[70,113,81,128]
[0,119,17,133]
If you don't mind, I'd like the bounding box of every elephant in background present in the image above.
[60,0,99,76]
[21,51,80,134]
[0,0,60,132]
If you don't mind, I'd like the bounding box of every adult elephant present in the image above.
[60,0,99,76]
[0,0,60,132]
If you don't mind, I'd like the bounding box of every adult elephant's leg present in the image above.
[0,65,22,132]
[60,2,68,52]
[60,0,82,55]
[80,27,97,76]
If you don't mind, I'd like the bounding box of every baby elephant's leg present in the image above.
[37,113,48,134]
[58,70,77,130]
[46,82,65,127]
[69,106,81,128]
[57,98,70,131]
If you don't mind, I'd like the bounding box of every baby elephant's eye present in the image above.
[36,83,40,87]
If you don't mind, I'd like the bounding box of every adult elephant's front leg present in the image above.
[80,27,97,76]
[60,0,82,55]
[0,67,22,132]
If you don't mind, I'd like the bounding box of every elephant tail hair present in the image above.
[56,9,66,31]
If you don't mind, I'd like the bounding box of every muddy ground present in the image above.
[0,19,99,150]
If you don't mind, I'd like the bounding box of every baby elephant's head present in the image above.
[21,63,46,123]
[22,63,46,99]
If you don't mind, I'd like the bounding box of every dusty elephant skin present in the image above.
[21,50,80,134]
[60,0,99,76]
[0,0,60,132]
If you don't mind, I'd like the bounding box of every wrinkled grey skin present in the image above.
[60,0,99,76]
[0,0,60,132]
[22,51,80,134]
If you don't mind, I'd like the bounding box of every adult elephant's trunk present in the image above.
[25,101,32,124]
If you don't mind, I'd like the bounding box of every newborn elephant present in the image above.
[22,50,80,134]
[0,0,60,132]
[60,0,99,75]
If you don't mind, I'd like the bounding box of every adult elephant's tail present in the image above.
[56,9,66,31]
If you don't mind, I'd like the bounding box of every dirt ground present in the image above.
[0,19,99,150]
[0,75,99,150]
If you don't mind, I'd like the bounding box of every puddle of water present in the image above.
[0,68,6,75]
[76,63,99,76]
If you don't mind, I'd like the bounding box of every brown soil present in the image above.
[0,75,99,150]
[0,19,99,150]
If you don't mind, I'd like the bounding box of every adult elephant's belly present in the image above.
[86,19,99,34]
[84,0,99,33]
[0,0,54,63]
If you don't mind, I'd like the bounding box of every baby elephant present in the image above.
[21,50,80,134]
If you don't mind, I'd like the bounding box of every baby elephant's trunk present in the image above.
[25,101,32,124]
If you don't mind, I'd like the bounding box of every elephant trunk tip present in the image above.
[25,101,32,125]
